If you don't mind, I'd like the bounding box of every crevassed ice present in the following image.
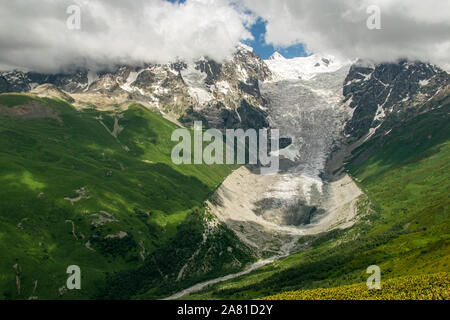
[260,54,352,206]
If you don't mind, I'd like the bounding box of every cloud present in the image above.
[0,0,253,73]
[242,0,450,70]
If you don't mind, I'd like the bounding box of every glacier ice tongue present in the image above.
[259,56,352,213]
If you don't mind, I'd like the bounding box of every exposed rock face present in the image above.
[0,71,38,93]
[176,46,272,129]
[0,71,91,93]
[30,84,75,103]
[344,60,450,139]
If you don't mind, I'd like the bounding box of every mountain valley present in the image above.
[0,46,448,300]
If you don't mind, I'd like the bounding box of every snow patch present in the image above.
[87,70,99,89]
[29,82,39,90]
[215,81,231,95]
[268,52,286,61]
[265,54,351,81]
[120,69,146,93]
[181,64,213,104]
[374,104,386,122]
[236,64,248,81]
[236,42,254,53]
[187,87,213,104]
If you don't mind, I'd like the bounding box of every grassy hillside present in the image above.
[0,93,251,299]
[185,104,450,300]
[263,273,449,300]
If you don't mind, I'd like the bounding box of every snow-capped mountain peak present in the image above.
[268,52,286,61]
[265,53,351,81]
[236,42,254,53]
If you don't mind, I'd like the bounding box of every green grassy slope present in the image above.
[0,93,249,299]
[263,273,449,300]
[185,104,450,300]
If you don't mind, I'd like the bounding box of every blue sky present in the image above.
[243,17,308,59]
[167,0,307,59]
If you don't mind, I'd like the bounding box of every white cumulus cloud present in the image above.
[0,0,254,73]
[0,0,449,73]
[243,0,450,70]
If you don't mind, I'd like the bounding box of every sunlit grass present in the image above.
[263,273,449,300]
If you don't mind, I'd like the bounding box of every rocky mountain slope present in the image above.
[0,44,271,130]
[344,60,449,140]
